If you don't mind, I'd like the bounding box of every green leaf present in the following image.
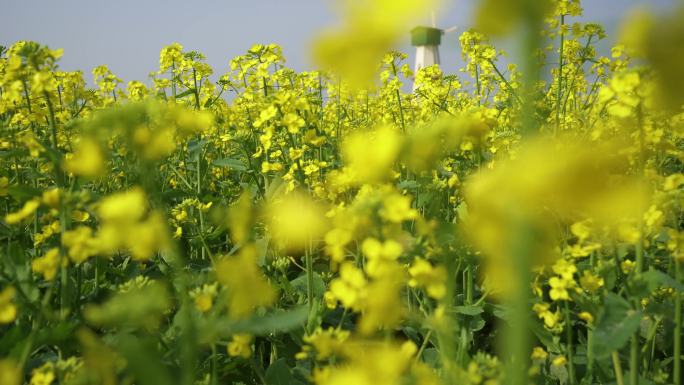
[265,358,293,385]
[7,184,41,200]
[84,281,171,330]
[213,157,247,171]
[175,88,196,99]
[591,293,642,359]
[530,318,561,353]
[454,305,484,316]
[290,272,325,298]
[397,180,420,190]
[115,334,173,385]
[640,268,684,292]
[230,306,308,336]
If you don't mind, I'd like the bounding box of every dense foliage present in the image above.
[1,1,683,384]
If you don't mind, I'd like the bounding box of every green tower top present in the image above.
[410,26,443,46]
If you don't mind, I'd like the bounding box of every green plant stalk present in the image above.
[675,259,682,385]
[565,301,576,385]
[465,266,473,305]
[211,343,218,385]
[191,69,208,261]
[390,61,406,131]
[487,59,523,105]
[629,312,640,385]
[505,221,533,385]
[586,252,597,381]
[437,249,460,385]
[503,0,543,382]
[631,102,646,385]
[614,351,626,385]
[587,327,594,377]
[555,14,565,134]
[305,241,314,314]
[519,0,543,138]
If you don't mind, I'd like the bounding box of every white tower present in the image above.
[411,26,443,74]
[411,17,457,90]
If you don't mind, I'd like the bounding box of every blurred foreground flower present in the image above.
[215,244,276,319]
[464,137,650,295]
[619,5,684,110]
[266,191,328,251]
[312,0,437,88]
[96,187,171,261]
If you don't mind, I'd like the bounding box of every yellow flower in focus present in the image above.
[227,334,253,358]
[548,277,571,301]
[579,270,604,293]
[531,346,548,360]
[0,287,18,324]
[533,303,562,331]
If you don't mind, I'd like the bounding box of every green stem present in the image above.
[505,221,533,385]
[675,259,682,385]
[630,337,639,385]
[614,351,626,385]
[631,102,646,385]
[587,327,594,378]
[465,266,473,305]
[565,301,576,385]
[555,14,565,134]
[211,343,218,385]
[487,59,523,105]
[390,61,406,131]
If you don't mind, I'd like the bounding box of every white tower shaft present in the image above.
[414,45,441,72]
[413,45,440,90]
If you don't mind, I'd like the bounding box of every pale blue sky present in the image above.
[1,0,676,84]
